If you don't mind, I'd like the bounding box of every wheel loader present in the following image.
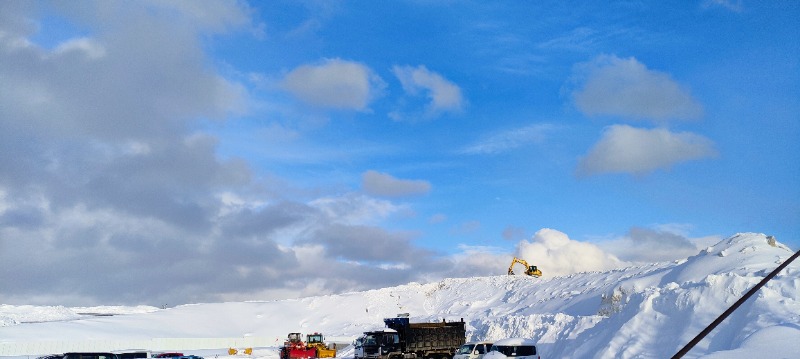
[280,333,316,359]
[306,333,336,358]
[508,257,542,277]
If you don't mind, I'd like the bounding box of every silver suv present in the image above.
[454,341,494,359]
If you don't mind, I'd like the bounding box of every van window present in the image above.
[491,345,537,357]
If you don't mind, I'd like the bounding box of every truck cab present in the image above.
[361,329,400,359]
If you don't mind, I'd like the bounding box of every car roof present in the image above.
[464,341,494,345]
[491,338,537,346]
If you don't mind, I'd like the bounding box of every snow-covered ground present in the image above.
[2,233,798,359]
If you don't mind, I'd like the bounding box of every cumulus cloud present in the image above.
[282,58,384,110]
[516,228,624,277]
[572,55,703,121]
[577,125,718,176]
[392,65,465,117]
[361,170,431,198]
[462,124,556,154]
[598,227,703,263]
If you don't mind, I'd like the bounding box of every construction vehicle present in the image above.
[280,333,317,359]
[508,257,542,277]
[360,314,466,359]
[306,333,336,358]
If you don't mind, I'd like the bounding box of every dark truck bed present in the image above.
[384,317,466,357]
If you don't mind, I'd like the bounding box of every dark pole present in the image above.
[671,247,800,358]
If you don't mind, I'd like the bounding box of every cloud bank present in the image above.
[598,227,707,263]
[516,228,625,277]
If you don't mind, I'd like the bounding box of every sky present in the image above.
[0,0,798,307]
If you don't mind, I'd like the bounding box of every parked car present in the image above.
[152,353,183,358]
[483,338,539,359]
[454,341,494,359]
[63,353,119,359]
[36,355,63,359]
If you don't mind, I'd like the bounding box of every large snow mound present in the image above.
[1,233,797,359]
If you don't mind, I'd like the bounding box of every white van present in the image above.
[454,341,494,359]
[483,338,539,359]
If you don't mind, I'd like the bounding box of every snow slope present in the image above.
[2,233,798,358]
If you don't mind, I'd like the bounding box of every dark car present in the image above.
[152,354,183,359]
[36,355,64,359]
[63,353,119,359]
[115,351,151,359]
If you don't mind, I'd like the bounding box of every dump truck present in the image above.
[280,332,317,359]
[360,315,466,359]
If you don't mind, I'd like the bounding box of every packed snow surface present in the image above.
[2,233,798,359]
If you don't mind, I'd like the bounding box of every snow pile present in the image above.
[1,233,798,358]
[0,305,160,327]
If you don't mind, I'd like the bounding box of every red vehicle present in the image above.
[280,333,316,359]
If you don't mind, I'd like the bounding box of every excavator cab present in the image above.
[528,265,542,277]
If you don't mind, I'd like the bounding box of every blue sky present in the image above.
[0,0,798,306]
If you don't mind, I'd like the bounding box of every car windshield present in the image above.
[491,345,537,357]
[457,344,476,355]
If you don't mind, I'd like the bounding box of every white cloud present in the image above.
[572,55,703,121]
[361,170,431,198]
[282,59,384,110]
[516,228,624,277]
[577,125,717,176]
[53,38,106,59]
[309,193,402,225]
[392,65,465,115]
[462,123,556,154]
[598,227,702,263]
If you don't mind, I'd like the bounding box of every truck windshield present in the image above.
[457,344,476,355]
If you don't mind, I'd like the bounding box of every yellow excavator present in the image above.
[508,257,542,277]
